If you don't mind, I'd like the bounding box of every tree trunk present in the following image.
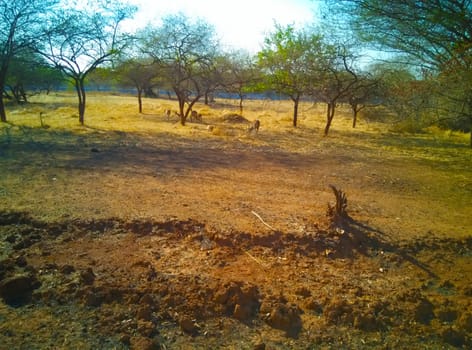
[177,95,186,126]
[239,93,244,115]
[468,97,472,148]
[144,86,156,98]
[292,96,300,127]
[324,102,336,136]
[19,85,27,103]
[137,88,143,113]
[352,108,358,128]
[75,78,86,125]
[0,94,6,122]
[0,63,8,122]
[469,113,472,148]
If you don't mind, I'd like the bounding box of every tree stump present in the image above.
[327,185,349,227]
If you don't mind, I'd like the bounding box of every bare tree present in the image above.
[141,13,219,125]
[222,51,260,115]
[37,0,136,125]
[312,44,361,136]
[347,75,379,128]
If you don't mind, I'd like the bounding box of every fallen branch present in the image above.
[251,210,276,231]
[244,251,267,268]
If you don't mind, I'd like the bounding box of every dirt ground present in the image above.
[0,97,471,349]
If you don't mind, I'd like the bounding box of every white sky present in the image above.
[126,0,318,53]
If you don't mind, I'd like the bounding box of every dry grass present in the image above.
[0,93,370,140]
[1,92,469,161]
[0,92,470,233]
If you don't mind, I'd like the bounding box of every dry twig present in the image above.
[244,251,267,268]
[251,210,276,231]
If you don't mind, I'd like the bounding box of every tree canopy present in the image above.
[258,24,331,127]
[325,0,472,144]
[0,0,59,121]
[37,0,136,124]
[138,13,219,125]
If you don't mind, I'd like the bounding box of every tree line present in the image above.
[1,0,470,143]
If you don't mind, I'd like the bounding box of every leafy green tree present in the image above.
[5,50,63,102]
[258,25,329,127]
[0,0,58,121]
[38,0,136,125]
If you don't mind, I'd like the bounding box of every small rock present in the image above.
[441,327,465,347]
[436,308,458,323]
[130,336,160,350]
[414,298,435,324]
[15,256,28,267]
[266,303,302,338]
[353,313,380,331]
[60,264,75,274]
[295,286,311,298]
[136,307,152,321]
[253,342,266,350]
[119,334,131,345]
[80,268,95,285]
[179,317,198,334]
[140,294,155,307]
[0,273,40,304]
[83,291,103,307]
[233,303,251,321]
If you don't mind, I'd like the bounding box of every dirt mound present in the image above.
[221,113,249,123]
[1,213,471,348]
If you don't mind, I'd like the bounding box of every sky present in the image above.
[126,0,318,53]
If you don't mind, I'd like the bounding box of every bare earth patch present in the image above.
[0,95,471,349]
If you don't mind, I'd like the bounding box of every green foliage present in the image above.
[257,24,335,127]
[257,24,329,98]
[0,0,60,120]
[327,0,472,145]
[5,50,64,101]
[35,0,137,124]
